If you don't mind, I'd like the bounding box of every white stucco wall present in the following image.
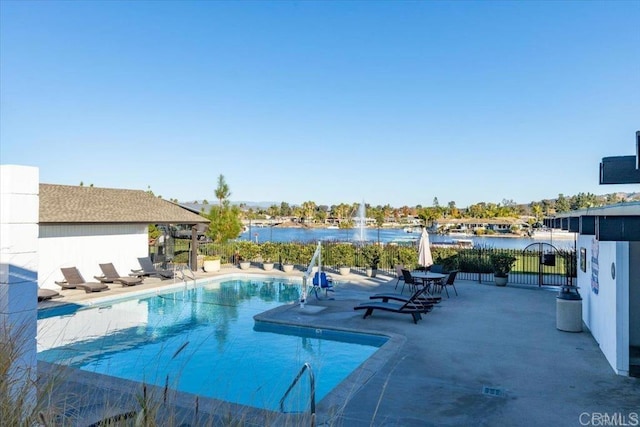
[579,234,630,375]
[39,224,149,290]
[0,165,39,408]
[629,242,640,348]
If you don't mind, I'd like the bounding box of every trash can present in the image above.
[556,285,582,332]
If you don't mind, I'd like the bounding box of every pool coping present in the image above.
[37,359,305,426]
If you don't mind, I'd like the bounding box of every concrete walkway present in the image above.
[39,267,639,426]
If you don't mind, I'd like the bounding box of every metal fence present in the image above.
[151,239,576,287]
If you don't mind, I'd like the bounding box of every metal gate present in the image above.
[519,243,576,287]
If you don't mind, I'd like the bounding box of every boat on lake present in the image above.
[447,229,473,237]
[529,228,576,240]
[431,239,474,248]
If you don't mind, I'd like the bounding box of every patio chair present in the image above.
[394,264,405,290]
[132,257,175,279]
[353,289,433,324]
[56,267,110,293]
[400,269,423,294]
[311,271,334,299]
[434,270,459,297]
[429,264,444,274]
[95,263,143,286]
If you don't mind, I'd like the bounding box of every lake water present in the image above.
[239,227,577,250]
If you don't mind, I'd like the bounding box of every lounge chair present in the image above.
[131,257,174,279]
[353,289,433,324]
[38,288,61,302]
[311,271,334,299]
[95,263,143,286]
[56,267,110,293]
[370,285,442,305]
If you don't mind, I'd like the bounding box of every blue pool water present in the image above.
[37,278,386,412]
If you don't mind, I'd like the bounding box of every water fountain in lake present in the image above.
[354,201,367,242]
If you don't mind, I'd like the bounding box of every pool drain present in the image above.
[482,386,505,397]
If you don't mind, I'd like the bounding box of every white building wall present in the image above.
[0,165,39,410]
[39,224,149,290]
[614,242,630,375]
[579,233,630,375]
[630,242,640,348]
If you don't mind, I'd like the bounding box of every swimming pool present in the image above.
[37,277,387,412]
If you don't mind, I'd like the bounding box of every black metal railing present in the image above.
[151,239,577,287]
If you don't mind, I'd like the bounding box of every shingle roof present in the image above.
[39,184,209,224]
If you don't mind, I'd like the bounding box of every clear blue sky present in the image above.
[1,1,638,208]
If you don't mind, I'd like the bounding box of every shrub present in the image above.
[236,241,260,261]
[456,249,493,274]
[259,242,279,263]
[489,252,517,277]
[394,245,418,269]
[361,245,381,269]
[328,243,355,268]
[279,243,297,265]
[173,251,190,264]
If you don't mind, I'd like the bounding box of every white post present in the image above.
[300,276,307,308]
[0,165,39,418]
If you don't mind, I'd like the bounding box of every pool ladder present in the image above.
[279,362,316,426]
[175,264,196,285]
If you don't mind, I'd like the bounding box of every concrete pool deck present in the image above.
[39,266,639,426]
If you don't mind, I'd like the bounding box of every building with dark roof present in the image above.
[38,184,208,290]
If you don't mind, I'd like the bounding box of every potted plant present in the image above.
[279,243,296,273]
[236,241,259,270]
[332,243,354,276]
[260,242,279,271]
[203,255,221,273]
[362,245,381,278]
[489,252,517,286]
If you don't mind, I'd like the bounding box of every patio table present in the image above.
[411,271,447,292]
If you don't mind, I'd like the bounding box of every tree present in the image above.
[448,201,461,218]
[570,192,598,210]
[372,207,385,244]
[556,194,570,213]
[206,175,242,243]
[215,175,230,207]
[530,202,543,222]
[418,207,439,227]
[280,201,292,216]
[301,201,317,223]
[267,204,279,219]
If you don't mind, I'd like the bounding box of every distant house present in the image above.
[39,184,209,290]
[435,218,523,234]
